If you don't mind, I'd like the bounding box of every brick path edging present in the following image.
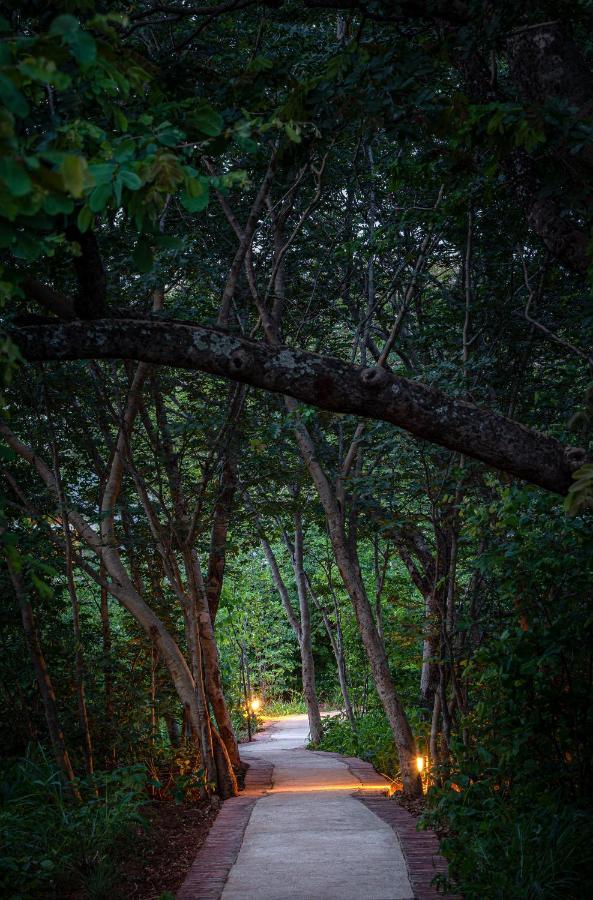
[317,752,458,899]
[360,795,458,900]
[176,756,273,900]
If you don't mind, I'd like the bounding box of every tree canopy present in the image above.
[1,3,593,898]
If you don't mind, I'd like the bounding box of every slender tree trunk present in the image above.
[420,586,441,703]
[293,511,323,744]
[150,645,158,742]
[206,455,237,623]
[179,595,217,787]
[66,549,94,777]
[0,399,224,796]
[308,573,356,728]
[99,568,115,763]
[8,561,80,798]
[335,645,355,728]
[47,417,95,777]
[290,414,423,797]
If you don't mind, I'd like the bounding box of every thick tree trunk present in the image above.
[211,723,238,800]
[13,319,586,495]
[332,538,422,796]
[185,549,241,774]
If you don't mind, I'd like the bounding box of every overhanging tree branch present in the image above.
[9,317,587,494]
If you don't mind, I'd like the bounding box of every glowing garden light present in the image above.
[249,697,262,713]
[416,755,424,774]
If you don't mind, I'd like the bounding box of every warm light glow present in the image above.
[249,697,262,713]
[416,755,424,773]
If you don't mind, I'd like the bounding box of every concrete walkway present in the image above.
[220,714,414,900]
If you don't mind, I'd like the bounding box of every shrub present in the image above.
[315,708,400,780]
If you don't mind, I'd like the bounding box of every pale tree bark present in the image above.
[185,547,241,774]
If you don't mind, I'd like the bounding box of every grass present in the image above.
[259,696,308,717]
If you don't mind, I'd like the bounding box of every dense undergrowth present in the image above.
[0,739,214,899]
[0,751,147,899]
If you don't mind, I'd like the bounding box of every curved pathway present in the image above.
[178,714,448,900]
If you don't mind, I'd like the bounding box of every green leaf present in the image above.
[285,122,302,143]
[114,107,128,132]
[49,14,79,37]
[180,190,209,213]
[0,74,29,118]
[132,238,154,273]
[89,183,112,212]
[180,175,209,212]
[120,169,142,191]
[60,155,88,198]
[191,102,223,137]
[13,232,44,260]
[114,174,123,205]
[68,30,96,66]
[0,159,32,197]
[77,205,93,232]
[89,163,115,186]
[43,194,75,215]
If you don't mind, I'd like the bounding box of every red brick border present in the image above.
[176,756,273,900]
[323,752,457,898]
[360,795,458,900]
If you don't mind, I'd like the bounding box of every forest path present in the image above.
[220,714,414,900]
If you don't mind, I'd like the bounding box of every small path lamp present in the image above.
[244,696,262,742]
[416,753,428,794]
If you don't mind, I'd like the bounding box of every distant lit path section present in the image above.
[223,713,412,900]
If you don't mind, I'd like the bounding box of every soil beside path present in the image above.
[177,714,449,900]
